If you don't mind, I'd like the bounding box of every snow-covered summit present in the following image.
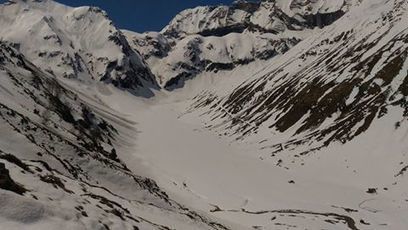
[0,0,158,96]
[127,0,356,90]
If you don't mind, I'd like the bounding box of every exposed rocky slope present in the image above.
[186,0,408,166]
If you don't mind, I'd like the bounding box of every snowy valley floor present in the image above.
[65,79,408,230]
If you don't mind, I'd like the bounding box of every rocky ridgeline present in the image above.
[125,0,355,89]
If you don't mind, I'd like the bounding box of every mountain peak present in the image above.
[0,0,158,95]
[132,0,353,90]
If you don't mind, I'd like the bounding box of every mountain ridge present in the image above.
[126,0,357,90]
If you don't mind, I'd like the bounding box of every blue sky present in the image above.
[1,0,235,32]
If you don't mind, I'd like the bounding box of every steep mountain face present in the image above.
[125,0,357,90]
[0,0,158,96]
[186,0,408,166]
[0,40,229,229]
[162,0,355,36]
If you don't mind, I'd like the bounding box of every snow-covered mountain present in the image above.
[0,1,231,229]
[1,0,408,229]
[125,0,358,89]
[0,0,158,96]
